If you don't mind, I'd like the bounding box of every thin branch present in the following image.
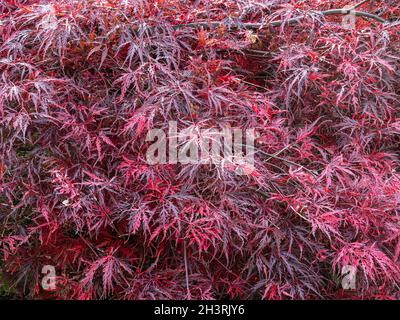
[171,7,387,31]
[183,240,191,300]
[349,0,371,10]
[257,149,318,177]
[322,9,386,23]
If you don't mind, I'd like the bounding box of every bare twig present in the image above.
[322,9,386,23]
[257,149,318,177]
[183,240,191,300]
[171,5,387,31]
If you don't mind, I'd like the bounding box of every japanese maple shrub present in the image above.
[0,0,399,299]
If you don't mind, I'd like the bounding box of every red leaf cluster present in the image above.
[0,0,399,299]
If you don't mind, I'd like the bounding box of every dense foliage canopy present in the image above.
[0,0,399,299]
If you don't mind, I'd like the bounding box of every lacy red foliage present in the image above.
[0,0,399,299]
